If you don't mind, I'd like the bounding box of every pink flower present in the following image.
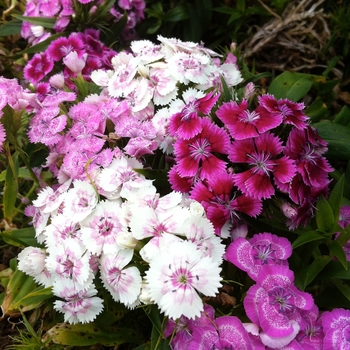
[190,172,262,236]
[23,52,54,84]
[169,91,219,139]
[47,35,84,61]
[229,132,296,199]
[339,205,350,229]
[244,265,314,346]
[322,308,350,350]
[0,123,5,152]
[226,232,292,281]
[174,118,230,180]
[258,94,309,130]
[216,99,282,140]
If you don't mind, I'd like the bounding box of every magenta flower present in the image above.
[190,172,262,236]
[169,91,219,139]
[189,315,254,350]
[174,118,230,180]
[339,205,350,229]
[284,126,333,188]
[0,123,5,152]
[47,35,85,61]
[226,232,292,281]
[322,308,350,350]
[257,94,309,130]
[164,304,215,350]
[244,265,314,346]
[229,132,296,199]
[295,305,324,350]
[216,99,282,140]
[23,52,54,84]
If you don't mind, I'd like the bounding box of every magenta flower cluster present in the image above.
[21,0,145,45]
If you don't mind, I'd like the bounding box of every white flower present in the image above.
[100,249,142,308]
[18,247,47,277]
[63,180,98,223]
[53,279,103,324]
[63,51,87,74]
[145,240,222,320]
[130,40,164,64]
[46,238,93,290]
[80,200,128,255]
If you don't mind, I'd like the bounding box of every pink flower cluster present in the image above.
[24,29,116,88]
[168,93,333,234]
[21,0,145,45]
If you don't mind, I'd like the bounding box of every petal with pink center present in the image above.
[244,172,275,199]
[274,156,296,184]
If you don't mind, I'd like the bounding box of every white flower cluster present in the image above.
[18,153,225,323]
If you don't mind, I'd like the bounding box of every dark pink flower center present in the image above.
[247,151,276,175]
[240,110,260,123]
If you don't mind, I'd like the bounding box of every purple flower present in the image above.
[339,205,350,229]
[244,265,314,346]
[226,232,292,281]
[322,308,350,350]
[189,315,254,350]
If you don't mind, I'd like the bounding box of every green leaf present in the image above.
[268,71,314,101]
[292,230,324,249]
[3,153,19,222]
[304,256,332,287]
[332,278,350,303]
[328,240,348,270]
[316,196,334,233]
[45,323,144,347]
[11,14,56,28]
[0,19,22,36]
[166,6,189,22]
[319,260,350,279]
[313,120,350,160]
[334,105,350,126]
[0,227,38,247]
[11,286,53,311]
[328,174,345,224]
[305,97,328,122]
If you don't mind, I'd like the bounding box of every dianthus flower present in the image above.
[226,232,292,281]
[189,315,254,350]
[190,172,262,236]
[216,98,282,140]
[23,52,54,84]
[322,308,350,350]
[145,240,222,320]
[339,205,350,229]
[244,265,314,347]
[174,118,230,180]
[229,132,296,199]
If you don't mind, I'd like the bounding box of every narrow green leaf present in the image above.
[3,153,19,222]
[328,174,345,224]
[320,260,350,279]
[12,286,53,310]
[0,19,22,36]
[328,240,348,270]
[292,231,324,249]
[45,323,144,347]
[332,278,350,302]
[268,71,313,101]
[305,97,328,122]
[305,256,332,286]
[316,196,334,233]
[166,6,189,22]
[11,14,56,28]
[1,227,38,247]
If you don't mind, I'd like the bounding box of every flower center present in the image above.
[268,287,293,314]
[254,244,275,264]
[189,138,211,161]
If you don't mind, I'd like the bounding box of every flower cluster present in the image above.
[21,0,145,45]
[1,31,345,350]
